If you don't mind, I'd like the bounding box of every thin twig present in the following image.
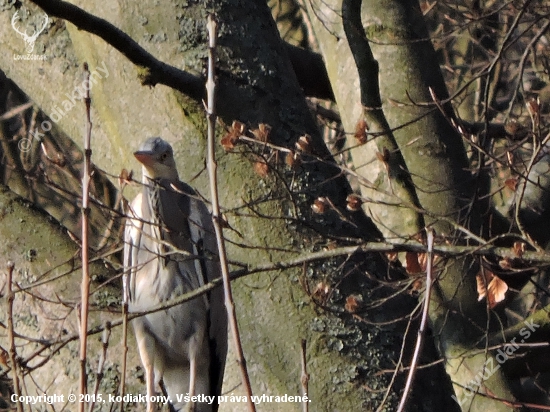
[376,303,419,412]
[0,102,33,122]
[89,322,111,412]
[6,261,23,412]
[504,18,550,120]
[513,113,550,253]
[79,63,92,412]
[119,294,129,398]
[396,230,435,412]
[205,15,256,412]
[9,233,550,383]
[300,339,309,412]
[119,179,129,412]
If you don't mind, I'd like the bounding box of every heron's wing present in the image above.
[171,180,228,400]
[168,181,221,286]
[188,195,228,402]
[156,180,200,293]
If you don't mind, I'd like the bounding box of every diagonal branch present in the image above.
[11,237,550,380]
[6,261,23,412]
[341,0,425,239]
[29,0,205,101]
[396,230,435,412]
[78,63,93,412]
[205,15,256,412]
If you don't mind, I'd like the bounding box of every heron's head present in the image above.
[134,137,179,181]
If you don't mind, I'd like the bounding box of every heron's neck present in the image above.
[141,166,179,183]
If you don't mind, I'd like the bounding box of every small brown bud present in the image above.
[285,150,301,168]
[527,97,540,118]
[118,168,133,187]
[504,178,518,191]
[232,120,246,135]
[312,197,328,214]
[345,294,363,313]
[346,194,362,211]
[296,134,312,153]
[221,132,238,150]
[251,123,271,142]
[513,241,525,258]
[253,159,269,177]
[354,119,368,145]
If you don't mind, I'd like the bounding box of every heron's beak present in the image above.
[134,151,156,167]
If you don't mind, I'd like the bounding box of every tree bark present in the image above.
[303,0,517,410]
[0,0,448,410]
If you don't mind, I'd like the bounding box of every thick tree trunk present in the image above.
[303,0,517,410]
[0,186,143,409]
[0,0,448,411]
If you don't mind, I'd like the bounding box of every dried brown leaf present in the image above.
[476,272,487,301]
[221,120,246,150]
[504,178,518,191]
[221,132,238,150]
[504,120,527,140]
[410,277,424,293]
[488,276,508,307]
[476,269,508,308]
[0,348,8,368]
[118,168,133,187]
[527,97,540,118]
[251,123,271,142]
[312,281,330,301]
[232,120,246,135]
[499,258,512,270]
[286,150,301,168]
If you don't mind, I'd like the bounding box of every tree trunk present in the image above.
[303,0,517,410]
[0,0,453,410]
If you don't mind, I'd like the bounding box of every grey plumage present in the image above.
[124,137,227,412]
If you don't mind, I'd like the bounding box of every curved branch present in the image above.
[29,0,205,101]
[341,0,425,237]
[341,0,382,109]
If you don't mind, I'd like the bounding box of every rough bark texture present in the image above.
[303,0,516,411]
[0,1,435,411]
[0,186,147,410]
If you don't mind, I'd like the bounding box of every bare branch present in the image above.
[397,230,435,412]
[205,14,256,412]
[341,0,425,239]
[6,261,23,412]
[29,0,204,101]
[300,339,309,412]
[88,322,111,412]
[78,63,92,412]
